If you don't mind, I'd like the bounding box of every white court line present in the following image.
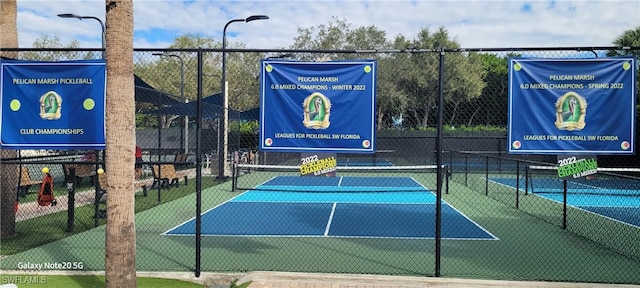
[324,202,338,236]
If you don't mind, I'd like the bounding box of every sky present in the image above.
[13,0,640,50]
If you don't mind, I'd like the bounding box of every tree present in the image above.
[104,0,137,287]
[0,0,18,239]
[226,43,266,111]
[393,28,449,128]
[465,53,509,126]
[392,27,486,129]
[445,52,486,125]
[377,56,409,129]
[292,16,351,60]
[608,26,640,112]
[21,35,97,60]
[608,26,640,58]
[141,33,221,102]
[291,17,390,59]
[291,17,405,129]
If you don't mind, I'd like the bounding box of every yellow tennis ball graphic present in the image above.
[623,62,631,70]
[10,99,21,111]
[83,98,95,110]
[364,65,372,73]
[97,168,104,175]
[266,65,273,72]
[513,63,522,71]
[42,167,49,174]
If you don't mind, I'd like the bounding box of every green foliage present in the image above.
[227,120,259,150]
[468,53,509,126]
[231,279,252,288]
[21,35,98,60]
[608,26,640,101]
[397,125,505,132]
[238,120,258,133]
[608,26,640,58]
[447,125,506,132]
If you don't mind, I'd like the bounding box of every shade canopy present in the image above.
[142,92,259,121]
[134,75,182,106]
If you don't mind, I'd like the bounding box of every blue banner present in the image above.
[1,60,106,149]
[508,57,636,155]
[260,60,377,153]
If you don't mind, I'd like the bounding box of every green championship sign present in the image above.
[557,155,598,179]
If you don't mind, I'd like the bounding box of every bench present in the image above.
[63,163,96,186]
[18,167,43,198]
[151,164,188,189]
[174,153,190,168]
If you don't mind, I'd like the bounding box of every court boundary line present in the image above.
[576,206,640,229]
[487,177,640,229]
[325,202,337,236]
[159,185,253,236]
[488,177,640,201]
[543,197,640,229]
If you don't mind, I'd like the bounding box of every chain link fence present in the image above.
[1,47,639,284]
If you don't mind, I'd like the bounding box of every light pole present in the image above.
[219,15,269,179]
[58,13,106,173]
[57,13,105,59]
[153,53,187,154]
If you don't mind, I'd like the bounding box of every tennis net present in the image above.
[232,163,449,193]
[526,165,640,196]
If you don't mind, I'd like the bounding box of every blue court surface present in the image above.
[489,177,640,227]
[165,176,497,239]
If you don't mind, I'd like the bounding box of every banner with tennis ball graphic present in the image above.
[0,59,106,149]
[508,57,636,155]
[259,60,377,153]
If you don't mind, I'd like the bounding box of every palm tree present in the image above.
[0,0,18,239]
[608,26,640,117]
[104,1,137,287]
[608,26,640,58]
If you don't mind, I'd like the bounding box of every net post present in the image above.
[231,162,236,192]
[562,179,567,229]
[485,156,489,196]
[464,152,468,186]
[445,165,450,194]
[525,165,530,195]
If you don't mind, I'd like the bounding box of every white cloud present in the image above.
[14,0,640,49]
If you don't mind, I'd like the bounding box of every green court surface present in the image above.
[1,174,639,284]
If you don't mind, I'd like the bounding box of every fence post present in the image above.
[434,49,445,278]
[195,49,203,278]
[66,167,76,232]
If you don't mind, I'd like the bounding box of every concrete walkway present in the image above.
[235,272,640,288]
[16,187,101,222]
[5,271,638,288]
[14,165,224,222]
[14,171,182,222]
